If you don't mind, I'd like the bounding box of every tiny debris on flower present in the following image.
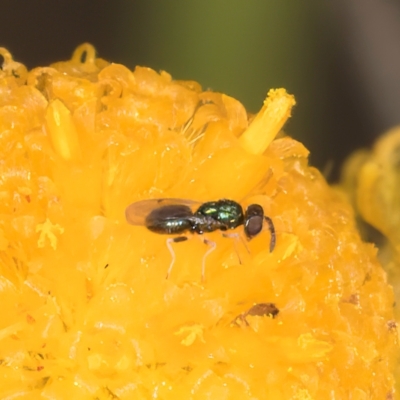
[36,218,64,250]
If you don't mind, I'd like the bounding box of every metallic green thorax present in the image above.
[195,200,244,230]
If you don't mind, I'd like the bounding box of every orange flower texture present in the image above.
[0,44,397,399]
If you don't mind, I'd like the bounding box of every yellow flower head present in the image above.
[0,44,397,399]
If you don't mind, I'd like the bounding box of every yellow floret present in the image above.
[0,44,397,399]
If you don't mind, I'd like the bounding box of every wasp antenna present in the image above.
[264,216,276,252]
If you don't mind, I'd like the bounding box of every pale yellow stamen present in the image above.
[297,333,333,359]
[45,99,82,161]
[36,218,64,250]
[174,324,206,346]
[239,88,296,155]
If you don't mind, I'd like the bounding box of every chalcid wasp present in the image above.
[125,198,276,281]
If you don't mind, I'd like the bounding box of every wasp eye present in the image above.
[245,215,263,238]
[244,204,264,239]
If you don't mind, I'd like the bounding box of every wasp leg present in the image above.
[231,313,250,327]
[201,238,216,282]
[166,236,188,279]
[222,232,250,265]
[264,216,276,252]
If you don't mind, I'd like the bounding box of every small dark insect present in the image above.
[125,198,276,281]
[232,302,279,326]
[387,320,397,332]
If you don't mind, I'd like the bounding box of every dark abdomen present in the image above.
[145,205,193,234]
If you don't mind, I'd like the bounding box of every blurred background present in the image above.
[0,0,399,181]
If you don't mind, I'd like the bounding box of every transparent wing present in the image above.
[125,198,201,225]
